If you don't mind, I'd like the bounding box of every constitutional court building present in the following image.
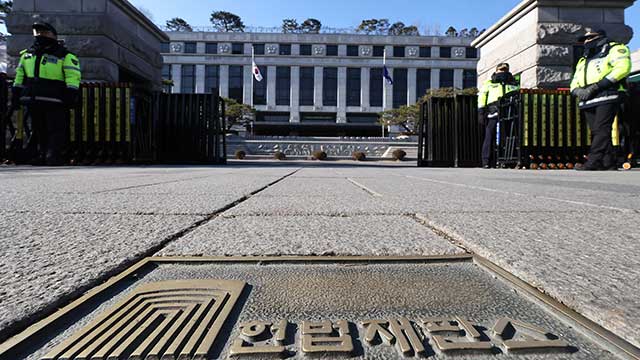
[162,32,479,136]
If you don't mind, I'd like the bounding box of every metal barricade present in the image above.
[154,93,226,164]
[417,94,482,168]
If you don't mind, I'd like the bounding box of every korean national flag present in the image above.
[383,66,393,85]
[252,61,263,82]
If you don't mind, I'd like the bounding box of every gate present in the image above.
[153,93,226,164]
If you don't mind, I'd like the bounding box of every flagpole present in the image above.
[382,48,387,137]
[251,45,254,108]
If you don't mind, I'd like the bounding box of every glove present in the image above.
[10,87,22,111]
[63,88,79,108]
[573,84,599,101]
[478,108,487,126]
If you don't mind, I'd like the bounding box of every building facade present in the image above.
[162,32,478,136]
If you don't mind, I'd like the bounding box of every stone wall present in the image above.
[227,136,418,159]
[473,0,635,89]
[6,0,168,89]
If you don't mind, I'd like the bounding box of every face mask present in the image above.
[34,35,57,49]
[583,37,606,57]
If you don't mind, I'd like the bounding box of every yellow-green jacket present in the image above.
[478,76,520,115]
[14,43,81,105]
[570,42,631,109]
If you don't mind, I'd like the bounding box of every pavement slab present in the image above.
[0,211,203,336]
[417,210,640,349]
[159,215,463,256]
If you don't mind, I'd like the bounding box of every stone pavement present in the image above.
[1,162,639,352]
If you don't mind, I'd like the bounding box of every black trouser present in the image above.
[28,103,67,165]
[583,102,618,169]
[482,115,498,166]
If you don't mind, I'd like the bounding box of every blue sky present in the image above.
[130,0,640,50]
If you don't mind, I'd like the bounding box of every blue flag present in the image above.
[383,66,393,85]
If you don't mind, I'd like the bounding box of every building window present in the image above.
[440,47,452,58]
[253,65,267,105]
[161,42,170,53]
[181,65,195,93]
[370,68,383,107]
[205,43,217,54]
[232,43,244,55]
[299,67,315,106]
[205,65,219,94]
[300,44,312,56]
[419,46,431,58]
[440,69,454,88]
[392,68,407,108]
[184,42,197,54]
[466,47,478,59]
[393,46,405,58]
[323,67,338,106]
[463,69,477,89]
[229,65,244,103]
[276,66,291,106]
[326,45,338,56]
[279,44,291,55]
[373,46,385,57]
[347,68,361,107]
[253,43,265,55]
[416,69,431,100]
[347,45,359,57]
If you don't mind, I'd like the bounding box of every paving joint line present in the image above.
[91,175,216,194]
[346,177,383,197]
[411,213,473,254]
[0,168,301,345]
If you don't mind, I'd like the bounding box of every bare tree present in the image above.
[281,18,299,33]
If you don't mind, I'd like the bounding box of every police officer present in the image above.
[12,22,81,165]
[478,63,520,169]
[570,29,631,171]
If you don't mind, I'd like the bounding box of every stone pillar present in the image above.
[407,68,417,105]
[314,66,323,109]
[243,65,253,105]
[337,67,347,123]
[472,0,634,89]
[431,68,440,90]
[361,67,370,110]
[195,65,205,94]
[219,65,229,98]
[6,0,168,89]
[267,66,276,109]
[172,64,182,93]
[290,66,300,123]
[454,68,464,90]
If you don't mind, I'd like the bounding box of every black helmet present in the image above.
[578,29,607,43]
[32,22,58,36]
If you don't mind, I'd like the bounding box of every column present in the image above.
[195,65,205,94]
[171,64,182,93]
[337,67,347,123]
[431,68,440,90]
[290,66,300,123]
[267,66,276,109]
[454,68,464,89]
[407,67,417,105]
[219,65,229,98]
[243,65,252,105]
[361,67,370,110]
[314,66,323,109]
